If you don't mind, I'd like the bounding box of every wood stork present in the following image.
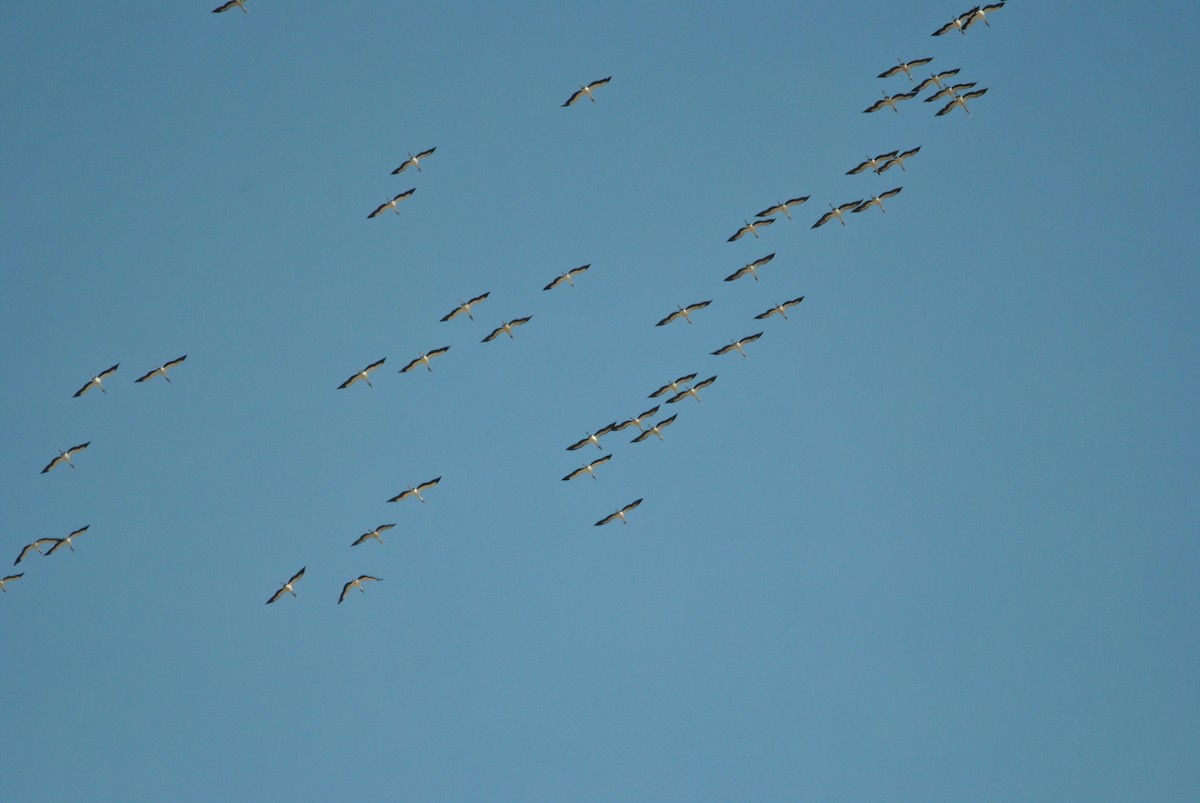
[212,0,247,12]
[853,187,903,215]
[14,539,58,566]
[135,355,187,384]
[391,147,436,175]
[863,89,920,114]
[482,317,532,342]
[963,2,1005,29]
[399,346,451,374]
[847,151,899,176]
[728,218,775,242]
[41,442,90,474]
[543,265,590,291]
[338,575,382,604]
[631,415,677,443]
[562,454,613,482]
[812,201,863,229]
[924,82,977,103]
[567,424,619,452]
[440,292,490,322]
[388,476,441,503]
[913,69,961,94]
[74,364,119,397]
[666,375,717,405]
[352,524,396,547]
[724,253,775,283]
[649,373,697,399]
[338,358,386,389]
[611,405,660,433]
[367,189,415,219]
[0,573,22,593]
[936,87,989,116]
[594,498,643,526]
[266,567,305,605]
[877,57,934,81]
[712,332,763,358]
[933,13,973,36]
[755,297,805,321]
[45,525,90,556]
[754,196,810,221]
[563,77,612,107]
[879,146,921,173]
[656,301,712,327]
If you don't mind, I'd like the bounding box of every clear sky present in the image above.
[2,2,1198,800]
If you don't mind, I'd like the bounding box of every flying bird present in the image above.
[924,82,978,103]
[563,77,612,107]
[367,189,415,219]
[352,524,396,547]
[45,525,90,556]
[656,301,712,327]
[212,0,247,12]
[14,539,58,566]
[963,2,1005,29]
[41,442,90,474]
[877,57,934,81]
[724,253,776,283]
[812,201,863,229]
[913,69,962,94]
[567,424,619,452]
[611,405,660,433]
[482,317,532,342]
[631,415,677,443]
[666,375,717,405]
[712,333,763,358]
[391,147,436,175]
[0,573,22,593]
[594,498,643,527]
[649,374,697,399]
[388,476,441,503]
[879,146,921,173]
[933,13,973,36]
[847,151,900,175]
[399,346,450,374]
[936,87,989,116]
[562,454,613,482]
[755,296,806,321]
[543,265,590,291]
[338,358,386,389]
[338,575,382,604]
[728,218,775,242]
[863,89,919,114]
[755,196,810,220]
[135,355,187,384]
[440,292,490,322]
[73,364,119,397]
[266,567,305,605]
[853,187,903,214]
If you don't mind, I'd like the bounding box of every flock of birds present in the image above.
[7,2,1008,606]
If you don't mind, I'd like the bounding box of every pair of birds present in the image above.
[932,3,1006,36]
[72,356,187,398]
[14,526,90,565]
[812,188,904,228]
[265,567,383,605]
[367,147,437,218]
[847,147,921,176]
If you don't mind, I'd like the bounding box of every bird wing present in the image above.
[360,575,382,583]
[649,384,670,398]
[594,511,619,526]
[338,372,361,389]
[723,266,751,282]
[418,477,442,492]
[657,415,678,430]
[899,146,921,160]
[587,76,612,90]
[287,567,306,585]
[45,539,67,555]
[863,99,887,113]
[399,357,423,373]
[741,332,764,345]
[935,100,957,116]
[877,64,904,79]
[590,454,613,469]
[665,390,687,404]
[68,525,89,539]
[378,524,396,533]
[562,466,587,481]
[543,275,565,291]
[266,587,288,605]
[981,2,1005,12]
[876,149,900,161]
[951,82,978,93]
[727,225,749,242]
[756,217,775,229]
[162,355,186,370]
[15,543,39,565]
[73,379,94,397]
[567,265,590,279]
[962,88,989,100]
[393,189,416,202]
[784,195,810,207]
[847,159,872,175]
[67,442,90,456]
[783,296,806,309]
[686,300,712,313]
[880,187,903,200]
[338,582,353,604]
[936,68,961,81]
[562,88,585,107]
[482,325,504,342]
[621,498,644,515]
[755,204,782,218]
[894,89,920,101]
[368,202,389,218]
[467,291,490,305]
[364,358,386,373]
[932,19,958,35]
[912,76,936,93]
[656,309,684,326]
[631,430,652,444]
[566,435,591,451]
[910,57,934,68]
[415,147,437,160]
[1,573,22,584]
[98,363,119,380]
[427,346,451,359]
[212,1,238,12]
[440,305,465,322]
[41,454,66,474]
[509,316,532,328]
[390,159,414,175]
[387,488,414,502]
[351,532,373,546]
[754,307,779,320]
[812,210,835,229]
[839,200,864,213]
[694,376,718,391]
[750,253,776,269]
[134,367,159,382]
[925,86,951,102]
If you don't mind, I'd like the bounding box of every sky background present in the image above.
[2,2,1198,800]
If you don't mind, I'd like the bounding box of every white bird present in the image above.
[879,146,921,173]
[391,147,436,175]
[266,567,305,605]
[41,442,90,474]
[567,424,619,452]
[631,415,677,444]
[367,189,415,219]
[863,89,920,114]
[924,82,978,104]
[913,69,962,94]
[656,301,712,327]
[14,539,58,566]
[724,253,775,283]
[649,374,697,399]
[135,355,187,384]
[399,346,451,374]
[847,151,899,176]
[728,218,775,242]
[712,332,763,358]
[440,292,490,322]
[352,524,396,547]
[562,454,613,482]
[212,0,247,13]
[338,358,386,389]
[610,405,660,433]
[45,525,90,556]
[388,476,441,503]
[563,77,611,107]
[543,265,590,291]
[73,363,119,397]
[339,575,382,604]
[755,196,810,220]
[932,13,973,36]
[812,201,863,229]
[0,573,22,593]
[936,87,989,116]
[755,296,806,321]
[594,498,643,527]
[853,187,903,214]
[963,2,1005,29]
[877,57,934,81]
[482,317,532,342]
[666,375,717,405]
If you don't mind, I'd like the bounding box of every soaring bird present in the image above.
[913,69,962,94]
[482,317,532,342]
[631,415,678,443]
[724,253,776,283]
[367,189,415,219]
[563,77,611,107]
[41,442,90,474]
[266,567,305,605]
[649,373,697,399]
[73,364,119,397]
[728,218,775,242]
[963,2,1005,29]
[135,355,187,384]
[877,57,934,81]
[14,539,58,566]
[543,265,590,291]
[755,196,810,220]
[712,333,763,358]
[338,358,386,389]
[388,476,441,503]
[611,405,660,433]
[45,525,90,556]
[391,147,436,175]
[933,13,973,36]
[212,0,247,12]
[863,89,919,114]
[338,575,382,604]
[656,301,712,327]
[567,424,619,452]
[812,201,863,229]
[755,296,806,321]
[924,82,978,104]
[879,146,921,173]
[440,292,490,322]
[562,454,613,482]
[666,375,717,405]
[936,87,989,116]
[352,524,396,547]
[399,347,451,374]
[853,187,903,215]
[594,498,643,527]
[0,573,22,593]
[847,151,900,175]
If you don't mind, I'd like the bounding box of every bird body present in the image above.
[74,364,119,397]
[135,355,186,384]
[41,442,90,474]
[563,77,611,107]
[339,358,386,389]
[266,567,305,605]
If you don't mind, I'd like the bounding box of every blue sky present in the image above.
[2,2,1198,800]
